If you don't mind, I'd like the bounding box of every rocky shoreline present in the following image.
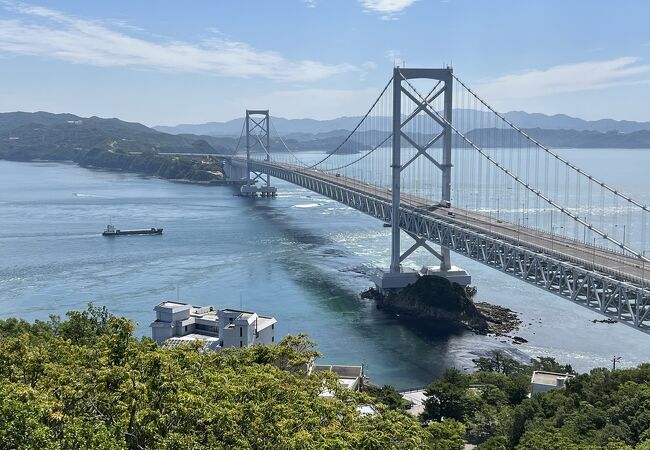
[474,301,522,336]
[361,276,522,337]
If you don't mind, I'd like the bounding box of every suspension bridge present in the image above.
[214,67,650,331]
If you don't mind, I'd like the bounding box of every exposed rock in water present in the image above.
[592,318,618,324]
[512,336,528,344]
[361,276,521,336]
[474,302,522,336]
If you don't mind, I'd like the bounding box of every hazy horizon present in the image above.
[4,108,650,130]
[1,1,650,126]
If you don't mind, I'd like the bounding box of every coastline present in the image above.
[0,151,234,186]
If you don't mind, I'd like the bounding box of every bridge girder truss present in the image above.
[241,158,650,330]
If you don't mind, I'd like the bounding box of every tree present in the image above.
[365,385,409,410]
[427,419,466,450]
[56,303,113,345]
[422,381,476,422]
[531,356,575,375]
[0,307,439,449]
[472,351,528,376]
[636,439,650,450]
[477,435,508,450]
[516,429,583,450]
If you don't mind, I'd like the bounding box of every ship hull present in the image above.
[102,228,163,236]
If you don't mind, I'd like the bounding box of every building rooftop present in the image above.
[357,404,378,416]
[257,316,277,330]
[157,301,190,309]
[163,334,222,352]
[221,308,256,315]
[152,301,277,349]
[315,364,363,378]
[314,364,364,390]
[531,371,575,387]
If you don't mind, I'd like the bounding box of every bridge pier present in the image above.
[421,265,471,286]
[223,159,248,182]
[372,265,471,294]
[373,66,471,293]
[259,185,277,197]
[240,184,260,197]
[371,268,419,291]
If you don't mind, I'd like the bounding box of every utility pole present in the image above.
[611,355,622,371]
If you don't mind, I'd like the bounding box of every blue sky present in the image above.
[1,0,650,125]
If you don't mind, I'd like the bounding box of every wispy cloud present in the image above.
[475,57,650,100]
[302,0,317,8]
[360,0,417,19]
[0,1,356,81]
[385,49,403,64]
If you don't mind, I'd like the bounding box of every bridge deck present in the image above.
[235,157,647,289]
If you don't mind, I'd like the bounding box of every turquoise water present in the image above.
[1,151,650,389]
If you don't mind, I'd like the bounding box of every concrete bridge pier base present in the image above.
[371,265,471,295]
[371,268,419,294]
[240,184,259,197]
[420,265,471,286]
[259,185,277,197]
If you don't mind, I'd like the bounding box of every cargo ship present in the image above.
[102,224,163,236]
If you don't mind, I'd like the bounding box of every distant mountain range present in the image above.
[0,111,366,161]
[155,111,650,136]
[2,111,650,168]
[0,111,230,157]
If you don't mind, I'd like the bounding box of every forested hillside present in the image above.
[0,306,434,449]
[1,306,649,449]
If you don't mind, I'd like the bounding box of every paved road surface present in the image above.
[237,158,649,288]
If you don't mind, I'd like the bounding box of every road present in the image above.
[236,157,649,288]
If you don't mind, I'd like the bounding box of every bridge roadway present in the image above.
[223,155,650,328]
[238,158,646,283]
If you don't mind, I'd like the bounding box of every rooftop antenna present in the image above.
[239,291,243,310]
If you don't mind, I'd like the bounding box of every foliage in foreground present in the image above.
[0,305,440,450]
[4,305,649,450]
[420,350,650,450]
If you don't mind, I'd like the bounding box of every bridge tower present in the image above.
[240,109,277,197]
[373,67,471,291]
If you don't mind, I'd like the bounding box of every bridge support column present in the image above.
[223,158,248,182]
[241,109,277,197]
[373,66,470,292]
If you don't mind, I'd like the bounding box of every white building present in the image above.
[530,370,575,395]
[312,364,364,391]
[150,301,277,350]
[311,364,365,398]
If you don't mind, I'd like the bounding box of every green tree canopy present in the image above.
[0,305,435,450]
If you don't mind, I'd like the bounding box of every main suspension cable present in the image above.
[305,76,394,169]
[399,69,649,262]
[452,73,650,214]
